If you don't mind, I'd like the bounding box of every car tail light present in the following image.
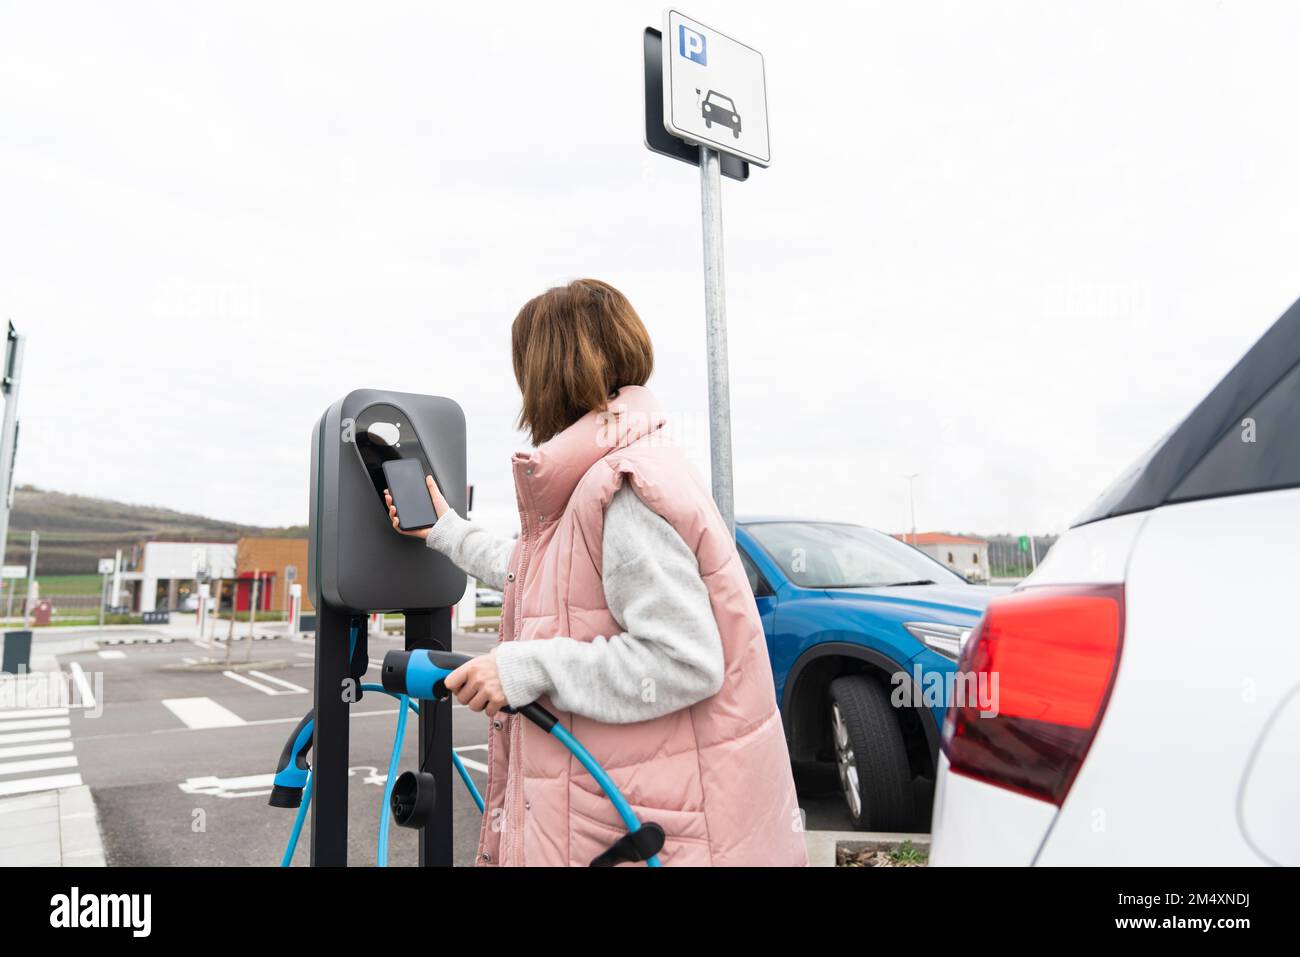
[941,584,1124,805]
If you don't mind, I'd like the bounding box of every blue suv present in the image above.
[735,517,1004,831]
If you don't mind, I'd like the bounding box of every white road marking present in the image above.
[68,662,96,709]
[0,772,83,797]
[146,705,418,736]
[0,741,74,760]
[454,755,489,774]
[0,728,71,746]
[246,670,308,695]
[180,773,275,799]
[0,677,70,709]
[0,705,85,799]
[221,671,283,695]
[161,697,246,729]
[0,707,69,721]
[0,716,70,732]
[0,755,78,777]
[97,650,127,660]
[178,765,398,799]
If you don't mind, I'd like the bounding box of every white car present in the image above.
[475,588,503,608]
[180,594,216,612]
[931,299,1300,866]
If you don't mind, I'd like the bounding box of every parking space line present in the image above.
[161,697,246,729]
[449,748,486,780]
[246,671,308,695]
[221,671,284,696]
[97,650,127,660]
[0,773,83,798]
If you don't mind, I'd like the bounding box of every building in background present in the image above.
[895,532,989,582]
[117,541,237,612]
[235,537,313,614]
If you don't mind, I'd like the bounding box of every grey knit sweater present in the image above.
[425,484,724,724]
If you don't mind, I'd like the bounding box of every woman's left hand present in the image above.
[444,653,508,716]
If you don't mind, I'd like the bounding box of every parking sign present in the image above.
[662,9,770,166]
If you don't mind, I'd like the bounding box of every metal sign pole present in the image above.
[0,324,25,573]
[22,531,37,628]
[699,145,735,534]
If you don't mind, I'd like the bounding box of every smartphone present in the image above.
[382,458,439,532]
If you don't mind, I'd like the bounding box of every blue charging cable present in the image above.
[272,650,663,867]
[380,648,664,867]
[376,693,408,867]
[276,684,483,866]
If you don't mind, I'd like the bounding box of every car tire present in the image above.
[733,130,740,138]
[705,119,712,128]
[828,675,915,832]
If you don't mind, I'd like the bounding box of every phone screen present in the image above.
[382,458,439,531]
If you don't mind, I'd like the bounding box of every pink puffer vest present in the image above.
[475,386,807,866]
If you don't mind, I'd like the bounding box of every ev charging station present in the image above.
[269,388,666,868]
[303,389,467,866]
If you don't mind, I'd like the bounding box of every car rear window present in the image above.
[1169,356,1300,502]
[1074,296,1300,525]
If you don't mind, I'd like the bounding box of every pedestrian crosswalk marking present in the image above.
[0,741,74,761]
[0,703,82,799]
[0,755,78,777]
[0,772,83,798]
[0,716,70,732]
[0,728,71,746]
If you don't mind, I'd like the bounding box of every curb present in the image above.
[0,785,106,867]
[57,785,107,866]
[804,829,931,867]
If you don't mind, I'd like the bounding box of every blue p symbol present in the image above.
[679,25,707,65]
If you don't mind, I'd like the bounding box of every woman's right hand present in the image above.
[383,475,450,541]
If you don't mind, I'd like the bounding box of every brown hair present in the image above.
[511,279,654,445]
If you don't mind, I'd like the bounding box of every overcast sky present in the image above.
[3,1,1299,539]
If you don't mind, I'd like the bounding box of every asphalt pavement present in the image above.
[44,626,494,867]
[3,618,861,867]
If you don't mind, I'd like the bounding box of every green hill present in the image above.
[3,485,306,575]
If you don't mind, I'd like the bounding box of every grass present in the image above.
[2,573,104,597]
[837,839,930,868]
[10,613,143,628]
[889,840,928,866]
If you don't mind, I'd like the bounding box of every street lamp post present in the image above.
[904,474,920,545]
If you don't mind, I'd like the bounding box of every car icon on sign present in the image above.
[701,90,741,138]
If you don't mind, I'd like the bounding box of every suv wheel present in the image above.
[829,675,915,831]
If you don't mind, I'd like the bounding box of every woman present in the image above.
[385,279,806,866]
